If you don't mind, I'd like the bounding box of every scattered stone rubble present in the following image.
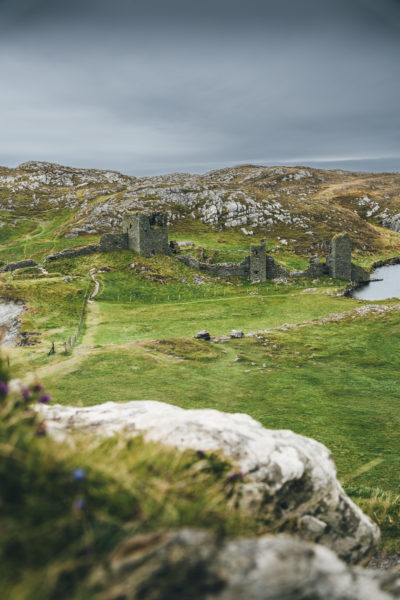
[241,304,400,339]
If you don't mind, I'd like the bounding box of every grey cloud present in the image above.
[0,0,399,175]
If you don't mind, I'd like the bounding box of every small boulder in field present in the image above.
[230,329,244,338]
[195,330,211,341]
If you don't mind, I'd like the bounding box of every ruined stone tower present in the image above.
[122,212,169,257]
[326,232,352,281]
[250,239,267,282]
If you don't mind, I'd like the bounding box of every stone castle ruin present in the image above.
[98,212,170,257]
[179,231,369,283]
[98,212,369,283]
[39,211,369,284]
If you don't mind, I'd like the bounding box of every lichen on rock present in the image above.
[38,400,380,564]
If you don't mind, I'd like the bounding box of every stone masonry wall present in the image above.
[327,233,352,280]
[44,244,99,263]
[250,240,267,282]
[99,233,129,252]
[178,254,250,278]
[351,263,370,283]
[123,212,170,257]
[0,259,38,273]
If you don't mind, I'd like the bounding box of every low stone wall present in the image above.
[99,233,129,251]
[178,254,251,278]
[351,263,370,283]
[44,244,99,263]
[0,259,38,273]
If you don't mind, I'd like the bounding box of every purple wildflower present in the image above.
[73,468,86,481]
[0,381,9,396]
[38,393,51,404]
[227,472,237,482]
[196,450,205,458]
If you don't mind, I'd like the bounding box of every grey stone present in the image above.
[250,239,267,282]
[122,212,170,257]
[178,254,251,279]
[327,233,352,281]
[300,514,327,541]
[0,259,37,272]
[351,263,370,283]
[230,329,244,338]
[99,233,129,251]
[89,530,400,600]
[44,244,99,263]
[195,330,211,341]
[382,213,400,232]
[38,400,379,563]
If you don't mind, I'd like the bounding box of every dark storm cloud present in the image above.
[0,0,400,174]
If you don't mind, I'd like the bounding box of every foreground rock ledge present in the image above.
[89,530,399,600]
[38,400,379,563]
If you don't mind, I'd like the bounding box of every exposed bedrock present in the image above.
[38,400,379,564]
[382,213,400,232]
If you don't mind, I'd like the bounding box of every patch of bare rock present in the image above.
[38,400,378,564]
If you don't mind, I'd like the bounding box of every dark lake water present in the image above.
[351,263,400,300]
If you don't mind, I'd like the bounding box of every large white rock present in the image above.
[38,400,379,563]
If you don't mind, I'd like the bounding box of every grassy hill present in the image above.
[1,162,400,596]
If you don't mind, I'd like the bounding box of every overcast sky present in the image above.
[0,0,399,175]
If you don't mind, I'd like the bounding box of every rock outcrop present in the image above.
[38,400,379,563]
[382,213,400,232]
[89,530,400,600]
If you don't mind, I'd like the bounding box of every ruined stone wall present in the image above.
[180,252,330,282]
[266,256,290,279]
[302,257,329,278]
[265,255,329,280]
[327,233,352,281]
[99,233,129,252]
[123,212,170,257]
[0,259,38,273]
[178,254,250,278]
[351,264,370,283]
[44,244,99,263]
[250,240,267,282]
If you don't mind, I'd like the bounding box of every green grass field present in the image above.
[1,217,400,561]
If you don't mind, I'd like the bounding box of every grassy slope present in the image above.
[42,306,400,491]
[0,185,399,553]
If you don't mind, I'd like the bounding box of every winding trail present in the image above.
[88,269,100,302]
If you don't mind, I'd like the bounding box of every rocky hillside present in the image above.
[1,161,400,253]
